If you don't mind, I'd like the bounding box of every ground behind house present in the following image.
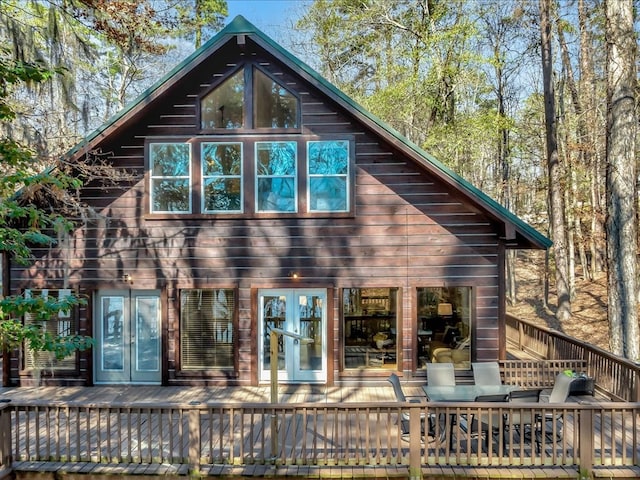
[507,251,610,352]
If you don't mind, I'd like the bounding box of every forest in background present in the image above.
[0,0,638,359]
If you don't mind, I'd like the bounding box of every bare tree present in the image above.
[604,0,639,360]
[540,0,571,322]
[578,0,606,278]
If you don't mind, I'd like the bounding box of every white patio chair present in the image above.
[426,362,455,386]
[472,362,502,385]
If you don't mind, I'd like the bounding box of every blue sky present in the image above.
[226,0,309,40]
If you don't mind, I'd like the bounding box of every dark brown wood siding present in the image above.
[7,38,502,386]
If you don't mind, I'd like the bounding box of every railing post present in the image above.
[578,407,593,476]
[188,408,201,474]
[518,320,524,351]
[409,406,422,480]
[0,404,11,469]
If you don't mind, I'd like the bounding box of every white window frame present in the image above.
[307,140,350,213]
[201,142,244,213]
[149,142,192,214]
[255,141,298,213]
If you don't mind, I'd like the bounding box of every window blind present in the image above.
[180,289,235,370]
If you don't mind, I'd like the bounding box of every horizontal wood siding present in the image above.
[8,39,502,386]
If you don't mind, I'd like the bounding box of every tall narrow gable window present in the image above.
[150,143,192,213]
[308,141,349,212]
[202,142,243,213]
[256,141,297,212]
[254,68,299,128]
[201,69,244,129]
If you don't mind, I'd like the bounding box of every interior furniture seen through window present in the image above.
[343,288,398,370]
[417,287,471,370]
[180,289,235,370]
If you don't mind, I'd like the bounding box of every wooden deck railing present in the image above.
[7,400,640,475]
[499,359,587,387]
[506,314,640,402]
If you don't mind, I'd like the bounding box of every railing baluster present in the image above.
[187,408,199,473]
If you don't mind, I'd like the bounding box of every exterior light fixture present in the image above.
[122,273,133,284]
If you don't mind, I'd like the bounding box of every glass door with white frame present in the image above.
[259,289,326,383]
[95,290,161,384]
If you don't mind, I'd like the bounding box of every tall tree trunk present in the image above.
[557,15,588,284]
[540,0,571,322]
[578,0,605,276]
[604,0,640,360]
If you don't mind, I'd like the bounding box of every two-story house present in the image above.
[2,16,550,387]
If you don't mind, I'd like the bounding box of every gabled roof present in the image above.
[68,15,551,250]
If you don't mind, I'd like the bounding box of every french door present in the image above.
[94,290,162,384]
[258,289,327,383]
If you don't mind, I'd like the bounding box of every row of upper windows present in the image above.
[148,139,352,215]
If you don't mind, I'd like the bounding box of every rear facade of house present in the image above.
[1,17,549,388]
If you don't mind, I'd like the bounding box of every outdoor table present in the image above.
[422,384,518,449]
[423,384,517,402]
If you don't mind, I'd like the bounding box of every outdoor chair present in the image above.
[503,388,544,454]
[387,373,433,442]
[534,371,574,451]
[472,361,502,385]
[545,371,575,403]
[466,393,509,454]
[426,362,456,386]
[425,363,456,447]
[504,373,573,454]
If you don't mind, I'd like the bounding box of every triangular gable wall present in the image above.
[67,15,550,251]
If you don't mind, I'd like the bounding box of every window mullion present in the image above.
[246,65,254,129]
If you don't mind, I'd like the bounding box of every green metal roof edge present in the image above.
[67,15,551,249]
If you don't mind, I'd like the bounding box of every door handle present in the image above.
[294,339,299,345]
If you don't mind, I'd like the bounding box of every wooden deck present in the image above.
[0,384,399,405]
[1,384,639,479]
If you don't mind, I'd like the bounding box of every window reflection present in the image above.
[256,141,297,212]
[181,289,235,370]
[308,141,349,212]
[202,143,243,212]
[201,70,244,129]
[254,69,298,128]
[149,143,191,213]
